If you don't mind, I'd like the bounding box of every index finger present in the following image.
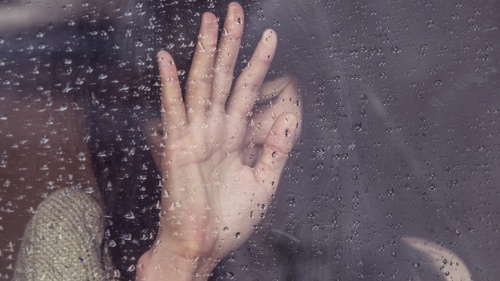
[158,51,186,140]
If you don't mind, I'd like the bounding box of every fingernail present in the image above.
[157,51,165,61]
[228,3,243,24]
[262,29,277,43]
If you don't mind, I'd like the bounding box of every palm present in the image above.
[162,109,287,258]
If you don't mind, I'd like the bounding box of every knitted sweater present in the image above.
[13,188,116,281]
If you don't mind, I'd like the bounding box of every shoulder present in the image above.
[14,187,109,281]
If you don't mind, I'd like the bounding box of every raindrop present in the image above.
[121,233,132,241]
[40,135,49,145]
[108,240,117,247]
[125,211,135,220]
[391,46,401,54]
[359,94,370,104]
[56,105,68,111]
[77,152,86,162]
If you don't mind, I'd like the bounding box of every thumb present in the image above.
[253,112,299,194]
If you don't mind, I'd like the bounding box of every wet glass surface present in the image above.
[1,0,499,280]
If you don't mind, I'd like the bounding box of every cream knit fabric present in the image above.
[12,188,116,281]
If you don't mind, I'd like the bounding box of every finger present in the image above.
[244,78,302,147]
[185,12,219,122]
[210,2,244,113]
[253,113,298,194]
[241,144,261,166]
[140,118,164,171]
[227,29,277,119]
[158,51,186,138]
[257,76,293,102]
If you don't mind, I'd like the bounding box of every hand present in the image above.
[143,76,302,174]
[137,2,301,280]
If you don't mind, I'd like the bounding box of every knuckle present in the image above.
[188,73,213,86]
[238,80,261,95]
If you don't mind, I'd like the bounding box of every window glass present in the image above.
[1,0,499,280]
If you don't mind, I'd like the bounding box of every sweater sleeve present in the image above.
[12,187,116,281]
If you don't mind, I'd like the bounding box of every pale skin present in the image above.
[136,2,302,281]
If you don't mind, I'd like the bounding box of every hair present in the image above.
[80,1,243,279]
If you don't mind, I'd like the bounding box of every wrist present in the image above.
[136,244,219,281]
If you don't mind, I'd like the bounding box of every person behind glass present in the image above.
[136,4,301,279]
[12,2,302,280]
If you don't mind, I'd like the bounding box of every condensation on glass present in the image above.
[1,0,499,280]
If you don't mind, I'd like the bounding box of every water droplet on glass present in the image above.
[127,264,136,272]
[40,135,49,145]
[124,211,135,219]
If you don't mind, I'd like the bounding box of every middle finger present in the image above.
[210,2,245,114]
[185,12,219,123]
